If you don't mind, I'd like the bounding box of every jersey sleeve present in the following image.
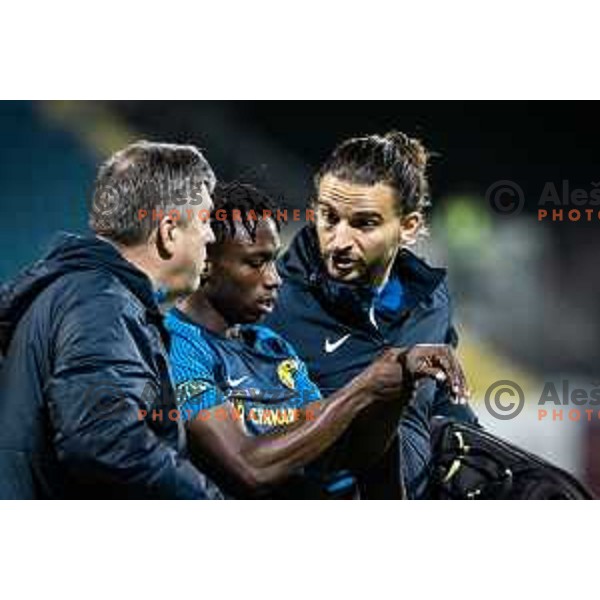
[291,351,322,404]
[267,329,322,404]
[168,320,225,420]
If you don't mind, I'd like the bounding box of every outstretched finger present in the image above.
[431,350,470,403]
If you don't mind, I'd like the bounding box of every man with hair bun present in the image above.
[265,131,476,498]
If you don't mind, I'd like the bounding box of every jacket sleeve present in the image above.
[45,279,219,499]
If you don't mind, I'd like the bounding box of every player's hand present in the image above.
[351,347,419,405]
[352,345,470,406]
[400,344,470,405]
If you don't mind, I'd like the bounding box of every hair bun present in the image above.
[384,131,428,171]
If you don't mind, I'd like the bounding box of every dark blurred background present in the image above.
[1,101,599,491]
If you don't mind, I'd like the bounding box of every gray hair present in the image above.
[89,140,216,245]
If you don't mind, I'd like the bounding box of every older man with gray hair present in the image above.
[0,141,221,499]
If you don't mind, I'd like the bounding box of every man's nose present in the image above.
[264,262,282,289]
[330,220,353,252]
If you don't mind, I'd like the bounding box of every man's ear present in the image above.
[156,215,178,259]
[399,211,423,246]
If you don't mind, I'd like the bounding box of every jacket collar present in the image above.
[279,225,447,322]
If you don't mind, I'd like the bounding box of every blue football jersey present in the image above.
[165,308,322,437]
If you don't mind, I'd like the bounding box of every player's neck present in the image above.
[180,292,230,335]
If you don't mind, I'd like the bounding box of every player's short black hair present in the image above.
[315,131,431,216]
[211,182,280,244]
[89,140,215,245]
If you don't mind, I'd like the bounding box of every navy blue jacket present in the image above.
[0,233,219,499]
[265,226,476,498]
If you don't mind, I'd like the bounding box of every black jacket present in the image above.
[0,233,219,499]
[265,226,477,498]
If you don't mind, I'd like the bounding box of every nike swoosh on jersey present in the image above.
[324,334,351,353]
[226,375,249,388]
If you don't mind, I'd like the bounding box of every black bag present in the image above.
[427,418,593,499]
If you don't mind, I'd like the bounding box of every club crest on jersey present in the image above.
[277,359,298,390]
[175,379,210,406]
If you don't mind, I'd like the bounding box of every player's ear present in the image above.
[156,214,179,259]
[399,211,423,246]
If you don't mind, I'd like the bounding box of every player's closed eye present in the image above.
[248,258,266,268]
[247,256,276,269]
